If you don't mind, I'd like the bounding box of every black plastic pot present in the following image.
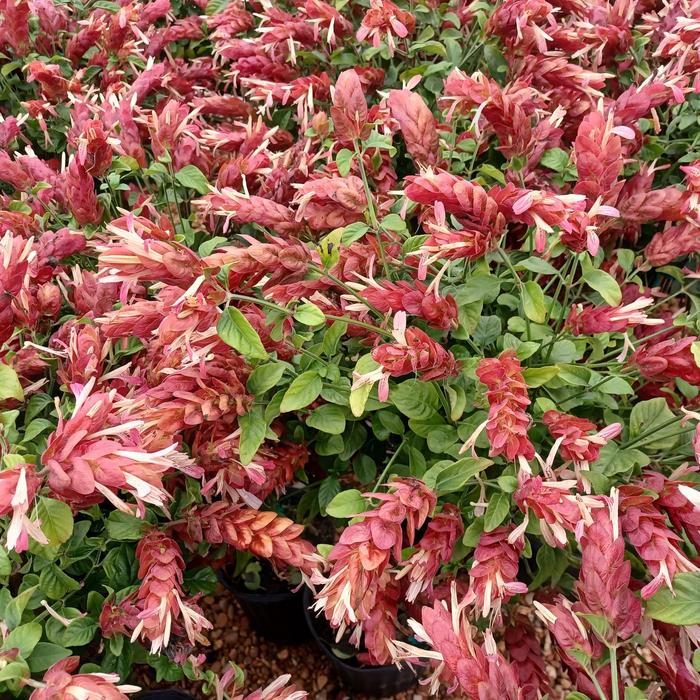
[138,692,196,700]
[218,567,310,645]
[302,588,417,696]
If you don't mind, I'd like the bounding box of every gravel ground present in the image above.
[135,584,654,699]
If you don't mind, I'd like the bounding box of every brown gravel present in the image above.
[135,585,655,699]
[136,583,432,699]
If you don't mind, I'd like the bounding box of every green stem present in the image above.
[590,671,610,700]
[372,440,407,493]
[354,139,390,278]
[226,293,393,338]
[307,263,385,319]
[610,646,619,700]
[496,245,532,340]
[624,414,683,449]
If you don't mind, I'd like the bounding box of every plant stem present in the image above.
[496,245,532,339]
[354,139,390,278]
[590,672,609,700]
[610,646,620,700]
[372,439,407,493]
[226,292,393,337]
[623,414,683,449]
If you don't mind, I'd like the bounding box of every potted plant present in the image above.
[217,554,310,645]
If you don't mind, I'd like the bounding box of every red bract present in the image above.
[464,526,527,620]
[575,497,642,640]
[643,470,700,552]
[619,484,699,598]
[28,657,140,700]
[387,89,439,166]
[331,69,368,143]
[347,278,458,330]
[468,349,535,463]
[311,478,436,663]
[371,318,459,384]
[513,473,601,547]
[396,503,463,602]
[543,410,621,487]
[504,616,549,700]
[392,587,523,698]
[64,158,102,226]
[42,380,197,514]
[0,462,46,552]
[630,336,700,385]
[356,0,415,56]
[193,502,317,575]
[293,175,368,230]
[566,297,662,335]
[123,531,212,653]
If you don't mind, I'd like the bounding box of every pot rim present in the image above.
[301,586,416,677]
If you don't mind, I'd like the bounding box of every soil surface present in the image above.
[134,584,654,699]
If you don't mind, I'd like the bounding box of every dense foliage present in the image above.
[3,0,700,698]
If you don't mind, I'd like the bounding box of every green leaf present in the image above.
[0,546,10,577]
[306,404,346,434]
[484,492,510,531]
[238,406,266,465]
[582,265,622,306]
[523,366,559,387]
[456,273,501,304]
[353,455,377,484]
[515,257,558,275]
[4,586,37,630]
[318,477,341,513]
[391,380,439,419]
[35,498,73,547]
[548,340,581,364]
[106,511,146,541]
[218,307,268,360]
[174,165,210,195]
[522,281,546,323]
[246,363,286,395]
[630,398,680,449]
[58,618,97,647]
[183,566,219,596]
[483,43,508,85]
[427,425,459,453]
[0,661,29,682]
[326,489,368,518]
[462,517,484,547]
[0,364,23,402]
[321,320,347,357]
[646,572,700,624]
[340,222,370,245]
[2,622,41,657]
[280,371,322,412]
[624,689,647,700]
[478,164,505,185]
[39,565,80,600]
[473,315,501,345]
[336,148,354,177]
[539,148,570,172]
[381,214,406,232]
[423,457,492,496]
[377,410,404,435]
[27,643,71,673]
[22,418,53,444]
[294,301,325,326]
[578,612,612,643]
[349,354,379,417]
[598,376,634,395]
